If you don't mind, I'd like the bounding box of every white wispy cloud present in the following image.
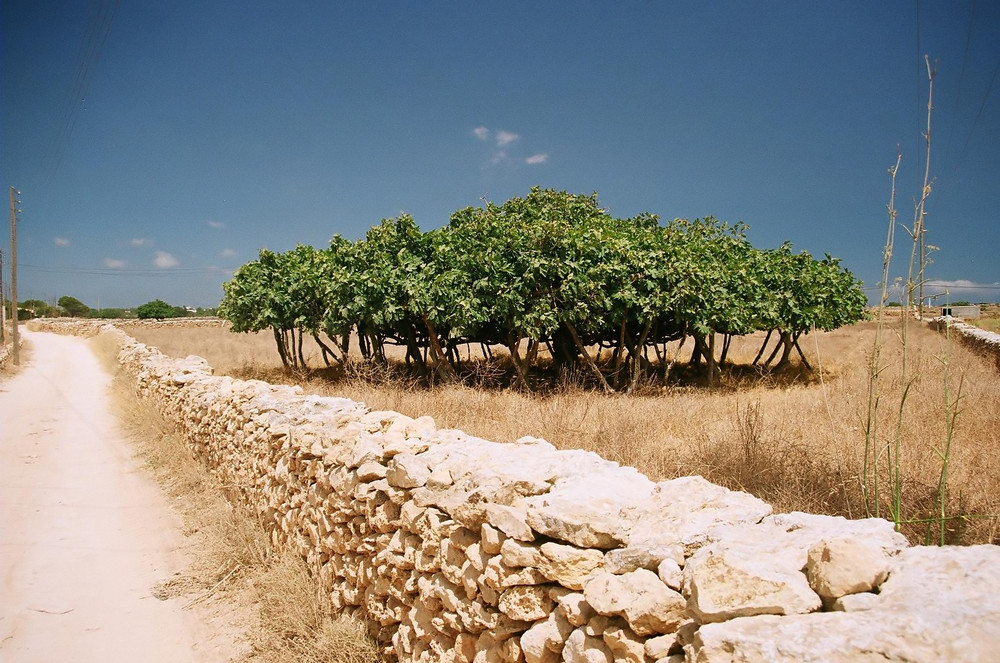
[219,248,237,258]
[207,220,225,229]
[923,279,1000,303]
[103,258,125,268]
[154,251,179,268]
[473,126,490,141]
[53,237,70,247]
[495,130,519,147]
[130,237,152,247]
[491,150,509,165]
[525,153,549,165]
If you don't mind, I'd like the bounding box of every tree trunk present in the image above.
[613,319,628,390]
[565,321,613,393]
[664,334,686,382]
[551,323,578,369]
[312,333,340,366]
[719,333,732,365]
[422,315,458,383]
[753,329,774,365]
[628,320,653,393]
[689,334,704,366]
[505,333,532,392]
[296,328,307,369]
[772,330,794,370]
[793,332,813,370]
[705,332,720,387]
[273,328,290,368]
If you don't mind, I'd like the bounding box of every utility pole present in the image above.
[1,248,6,345]
[9,187,20,365]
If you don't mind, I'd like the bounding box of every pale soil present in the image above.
[0,329,245,662]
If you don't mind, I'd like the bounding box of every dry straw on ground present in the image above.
[91,333,379,663]
[122,319,1000,545]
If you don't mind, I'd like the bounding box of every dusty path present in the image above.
[0,329,229,661]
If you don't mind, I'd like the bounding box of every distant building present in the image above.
[940,304,981,319]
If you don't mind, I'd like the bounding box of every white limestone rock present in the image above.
[524,464,656,549]
[386,453,431,489]
[620,476,772,554]
[583,569,686,637]
[805,537,890,603]
[553,591,595,627]
[686,545,1000,662]
[684,513,907,623]
[537,542,605,591]
[563,628,613,663]
[498,585,554,622]
[520,611,573,662]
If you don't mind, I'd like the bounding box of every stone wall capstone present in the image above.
[27,319,1000,662]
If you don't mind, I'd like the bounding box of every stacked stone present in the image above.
[932,316,1000,372]
[39,321,1000,662]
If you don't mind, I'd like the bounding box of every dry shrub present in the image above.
[248,551,379,663]
[126,321,1000,545]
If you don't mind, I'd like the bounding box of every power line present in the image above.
[43,0,122,186]
[941,0,977,179]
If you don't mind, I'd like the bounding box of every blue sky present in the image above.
[2,1,998,308]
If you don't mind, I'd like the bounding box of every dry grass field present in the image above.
[123,319,1000,546]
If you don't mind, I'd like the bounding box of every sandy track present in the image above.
[0,330,228,661]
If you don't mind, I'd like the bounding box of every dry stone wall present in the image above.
[932,315,1000,372]
[28,319,1000,662]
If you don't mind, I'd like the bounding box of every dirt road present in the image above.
[0,330,228,661]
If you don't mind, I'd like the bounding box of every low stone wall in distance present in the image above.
[28,319,1000,662]
[932,316,1000,372]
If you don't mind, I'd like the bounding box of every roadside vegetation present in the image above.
[91,333,379,663]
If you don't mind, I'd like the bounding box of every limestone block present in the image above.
[830,592,879,612]
[583,569,686,637]
[466,541,491,572]
[449,526,480,551]
[483,555,549,589]
[386,453,431,488]
[620,476,772,554]
[553,591,595,627]
[602,620,644,663]
[499,636,525,663]
[584,615,608,637]
[563,628,613,663]
[481,523,505,554]
[501,539,543,568]
[536,542,604,590]
[524,467,656,549]
[804,537,890,603]
[485,503,535,542]
[428,465,454,489]
[603,544,684,575]
[499,586,555,622]
[346,433,385,468]
[686,545,1000,662]
[644,633,678,660]
[656,558,683,591]
[520,610,573,662]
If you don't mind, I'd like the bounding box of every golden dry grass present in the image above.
[124,320,1000,545]
[91,333,379,663]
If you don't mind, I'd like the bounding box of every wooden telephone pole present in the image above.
[1,248,6,345]
[9,187,19,365]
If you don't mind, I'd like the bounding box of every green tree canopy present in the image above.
[136,299,179,320]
